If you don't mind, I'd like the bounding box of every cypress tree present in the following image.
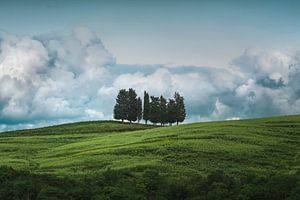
[113,89,128,122]
[159,96,167,126]
[137,97,142,123]
[127,88,138,123]
[143,91,150,124]
[167,99,177,126]
[174,92,186,125]
[149,96,160,125]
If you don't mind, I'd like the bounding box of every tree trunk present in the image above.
[177,121,178,125]
[145,120,147,125]
[122,119,124,122]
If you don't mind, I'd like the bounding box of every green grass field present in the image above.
[0,115,299,178]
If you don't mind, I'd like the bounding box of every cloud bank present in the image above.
[0,28,300,131]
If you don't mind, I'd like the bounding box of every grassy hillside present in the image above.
[0,115,299,177]
[0,116,300,199]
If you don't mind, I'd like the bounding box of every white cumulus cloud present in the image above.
[0,28,115,129]
[0,28,300,131]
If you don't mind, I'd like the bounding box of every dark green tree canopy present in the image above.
[167,99,177,125]
[113,88,139,123]
[159,96,167,125]
[174,92,186,125]
[127,88,138,122]
[149,96,160,124]
[143,91,150,124]
[137,97,142,123]
[113,89,128,122]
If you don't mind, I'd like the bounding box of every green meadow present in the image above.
[0,115,299,199]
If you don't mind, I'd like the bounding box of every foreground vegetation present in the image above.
[1,166,299,200]
[0,115,300,199]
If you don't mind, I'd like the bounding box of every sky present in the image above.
[0,0,300,131]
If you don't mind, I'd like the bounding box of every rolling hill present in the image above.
[0,115,299,199]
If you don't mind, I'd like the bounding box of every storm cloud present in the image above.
[0,29,300,131]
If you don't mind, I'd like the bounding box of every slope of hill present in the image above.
[1,116,299,176]
[0,115,299,199]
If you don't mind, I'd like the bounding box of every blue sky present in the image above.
[1,0,300,67]
[1,0,300,131]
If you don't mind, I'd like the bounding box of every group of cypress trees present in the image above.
[113,88,186,125]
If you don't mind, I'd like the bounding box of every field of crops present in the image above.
[0,115,300,199]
